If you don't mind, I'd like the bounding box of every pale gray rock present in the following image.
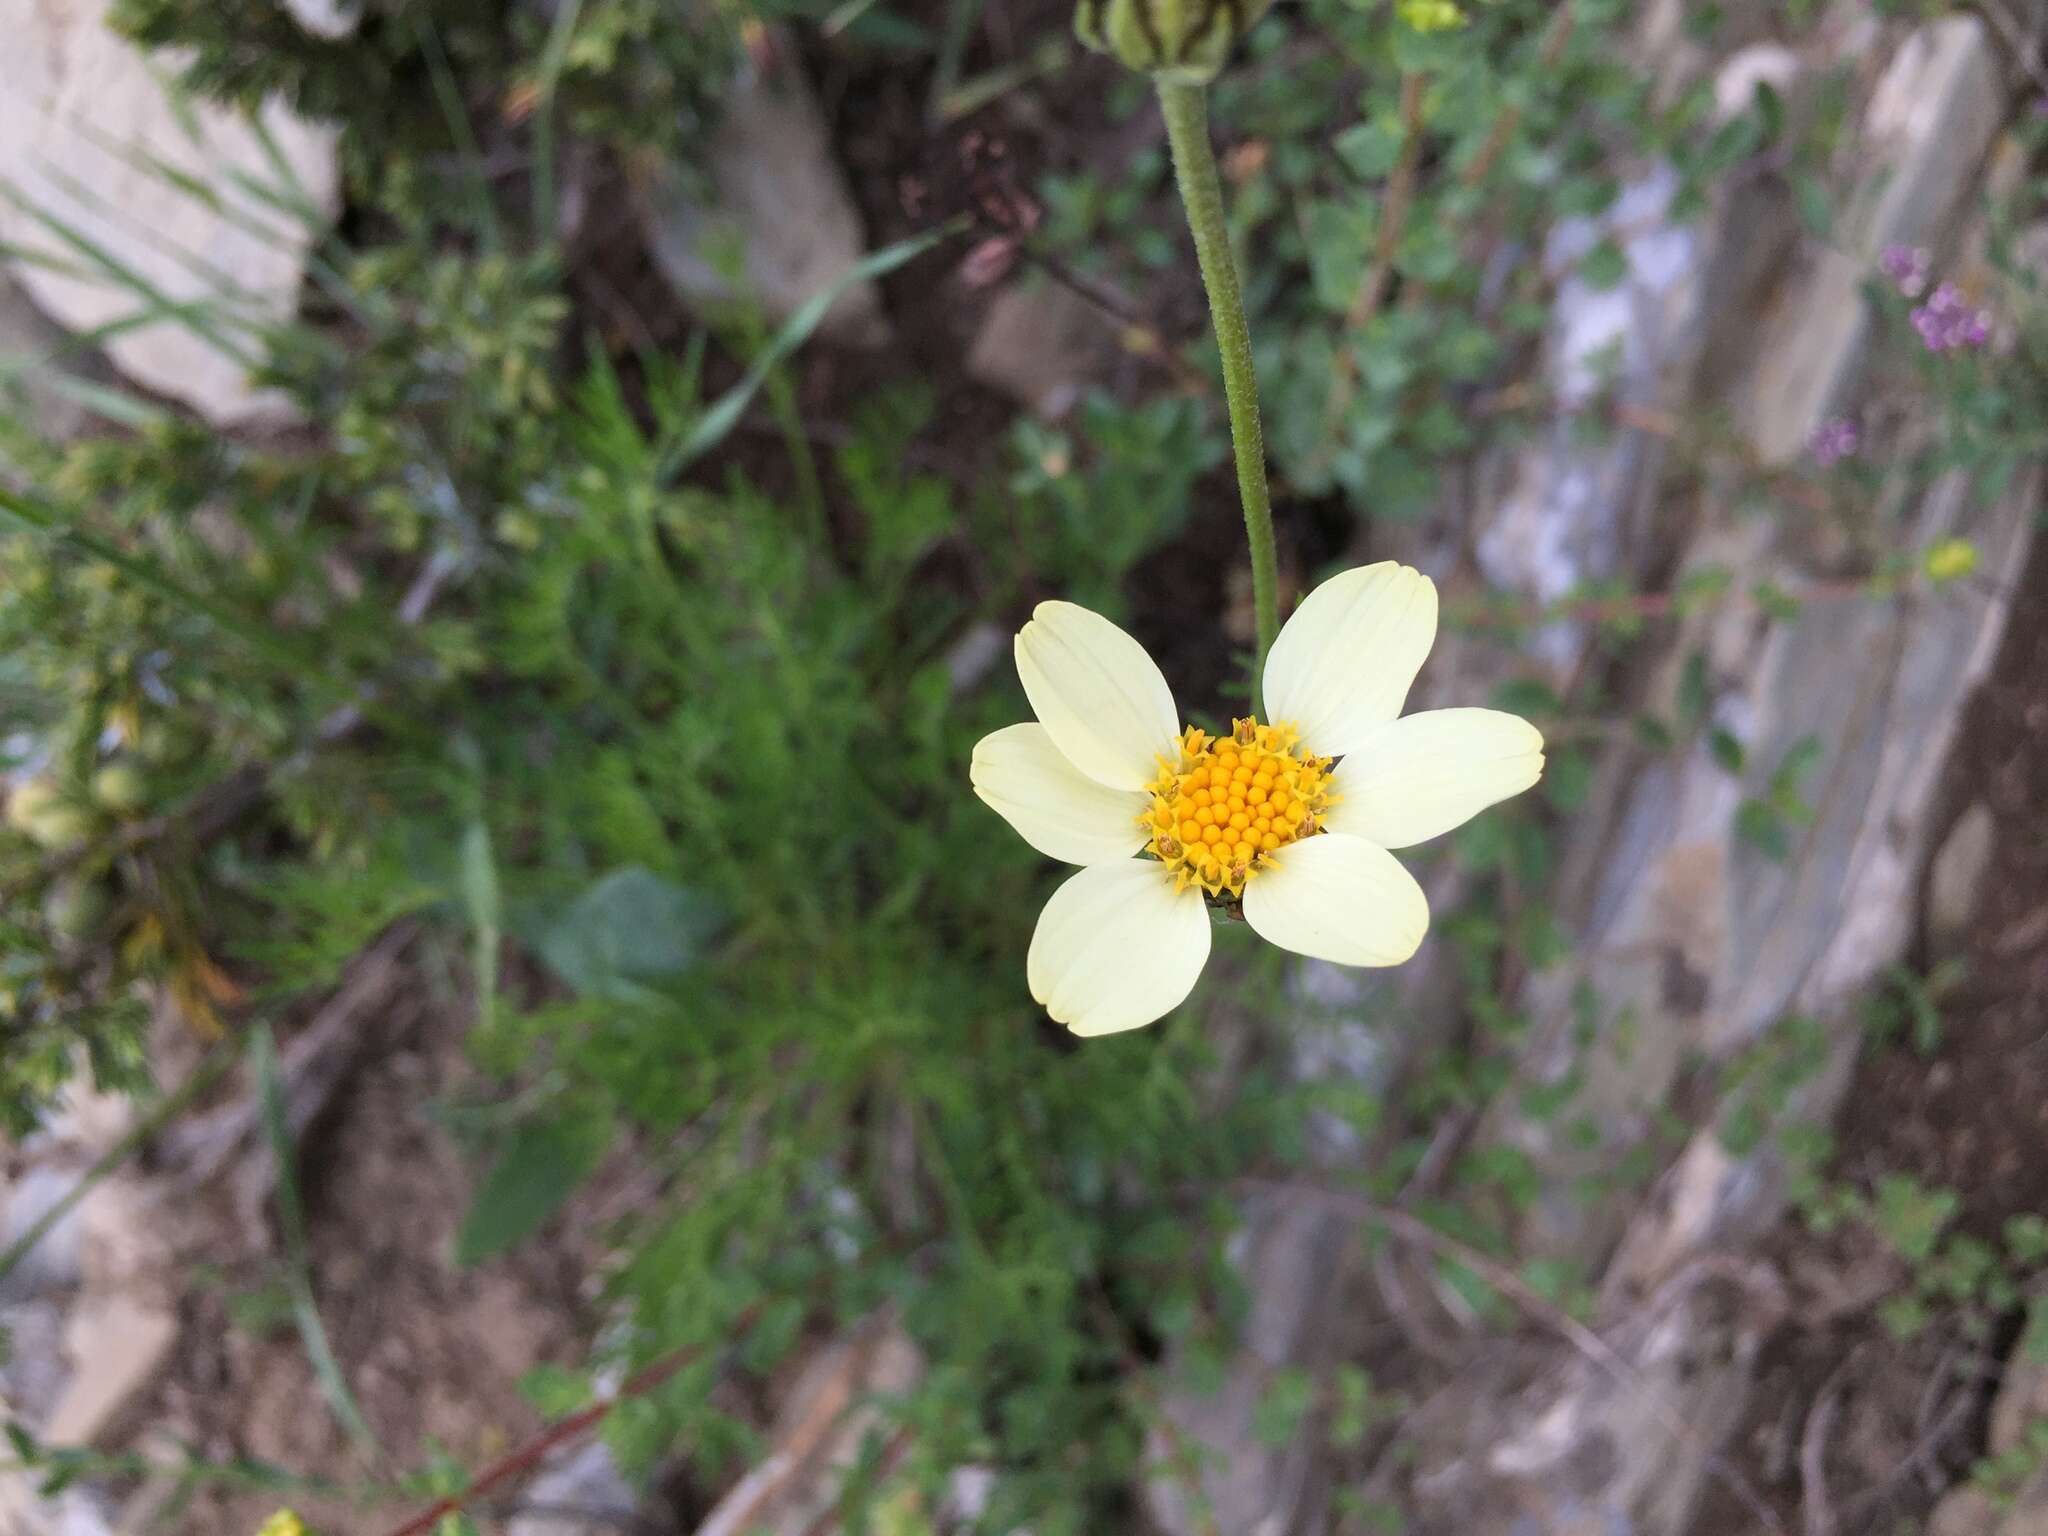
[965,279,1112,419]
[507,1440,666,1536]
[282,0,358,38]
[1927,800,1997,955]
[1143,1190,1347,1536]
[640,42,887,348]
[0,265,101,444]
[1742,16,2005,463]
[0,0,341,425]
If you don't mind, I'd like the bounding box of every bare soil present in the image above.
[143,987,616,1536]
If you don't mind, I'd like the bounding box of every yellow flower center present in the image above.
[1143,717,1334,898]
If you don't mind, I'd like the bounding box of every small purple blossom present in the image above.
[1879,244,1929,298]
[1910,282,1992,353]
[1809,417,1859,468]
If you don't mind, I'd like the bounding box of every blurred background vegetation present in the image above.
[1,0,2046,1533]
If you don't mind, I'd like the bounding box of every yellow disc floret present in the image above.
[1142,717,1334,897]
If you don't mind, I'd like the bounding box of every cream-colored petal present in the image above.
[1015,601,1180,791]
[1322,709,1545,849]
[972,723,1152,866]
[1241,832,1428,968]
[1027,860,1212,1036]
[1261,563,1438,756]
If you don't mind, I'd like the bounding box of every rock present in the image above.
[0,0,341,426]
[1142,1190,1347,1536]
[0,263,108,444]
[508,1440,668,1536]
[965,279,1113,418]
[282,0,357,39]
[944,622,1007,697]
[1742,16,2005,463]
[45,1180,176,1446]
[46,1292,176,1447]
[640,40,887,348]
[1474,162,1710,675]
[1713,43,1800,123]
[1928,801,1997,954]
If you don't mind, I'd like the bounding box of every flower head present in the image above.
[971,563,1546,1036]
[1878,244,1929,298]
[1910,281,1991,353]
[1808,416,1859,469]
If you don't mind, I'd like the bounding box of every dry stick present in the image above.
[1799,1349,1858,1536]
[379,1303,764,1536]
[1238,1179,1791,1536]
[689,1316,897,1536]
[788,1425,917,1536]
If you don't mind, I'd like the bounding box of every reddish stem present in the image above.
[380,1303,763,1536]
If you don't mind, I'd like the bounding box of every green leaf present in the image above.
[2006,1214,2048,1265]
[1675,650,1711,727]
[1578,237,1629,291]
[1333,120,1403,180]
[1252,1367,1315,1447]
[1490,677,1564,717]
[1735,799,1790,861]
[459,816,500,1030]
[521,1363,593,1419]
[1872,1174,1958,1263]
[538,867,722,999]
[1708,728,1746,774]
[456,1115,610,1266]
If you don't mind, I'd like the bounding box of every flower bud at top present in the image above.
[1074,0,1274,82]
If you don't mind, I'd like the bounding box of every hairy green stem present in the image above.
[1157,79,1279,707]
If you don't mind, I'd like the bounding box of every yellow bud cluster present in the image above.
[1142,718,1333,897]
[1396,0,1467,30]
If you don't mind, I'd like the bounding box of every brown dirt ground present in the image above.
[139,982,622,1536]
[1696,533,2048,1535]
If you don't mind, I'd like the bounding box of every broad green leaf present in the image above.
[538,867,722,999]
[456,1116,610,1266]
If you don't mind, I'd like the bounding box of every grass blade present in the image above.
[656,222,959,482]
[251,1023,381,1457]
[530,0,589,248]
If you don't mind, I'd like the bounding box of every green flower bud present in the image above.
[1074,0,1273,82]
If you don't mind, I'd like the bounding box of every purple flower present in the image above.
[1809,417,1859,468]
[1879,244,1929,298]
[1910,282,1992,353]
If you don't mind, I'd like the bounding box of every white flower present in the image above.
[971,562,1545,1037]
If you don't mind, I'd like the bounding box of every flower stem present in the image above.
[1157,78,1280,710]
